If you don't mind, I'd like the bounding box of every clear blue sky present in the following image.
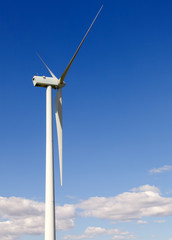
[1,0,172,240]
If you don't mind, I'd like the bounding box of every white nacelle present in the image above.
[32,76,61,89]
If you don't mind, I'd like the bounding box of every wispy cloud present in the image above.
[149,165,172,174]
[64,226,135,240]
[154,219,166,223]
[131,185,160,193]
[137,220,147,224]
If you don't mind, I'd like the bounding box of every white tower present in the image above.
[45,86,56,240]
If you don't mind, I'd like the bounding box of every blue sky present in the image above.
[1,0,172,239]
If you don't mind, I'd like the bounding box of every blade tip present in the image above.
[99,5,103,12]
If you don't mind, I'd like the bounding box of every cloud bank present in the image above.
[1,184,172,240]
[0,196,75,240]
[77,184,172,221]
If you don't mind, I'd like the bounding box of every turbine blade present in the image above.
[60,5,103,84]
[36,52,57,79]
[55,88,63,186]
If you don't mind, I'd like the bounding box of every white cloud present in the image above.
[0,196,75,240]
[137,220,147,224]
[64,226,134,240]
[77,184,172,221]
[149,165,172,174]
[131,185,160,193]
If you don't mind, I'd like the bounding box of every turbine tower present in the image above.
[32,6,103,240]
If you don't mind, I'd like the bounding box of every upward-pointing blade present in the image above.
[55,88,63,186]
[36,52,57,79]
[60,5,103,84]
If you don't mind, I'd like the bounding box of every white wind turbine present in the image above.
[32,5,103,240]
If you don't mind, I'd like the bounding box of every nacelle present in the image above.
[32,76,60,89]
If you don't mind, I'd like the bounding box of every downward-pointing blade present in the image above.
[60,5,103,84]
[55,88,63,186]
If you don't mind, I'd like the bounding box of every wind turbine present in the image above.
[32,5,103,240]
